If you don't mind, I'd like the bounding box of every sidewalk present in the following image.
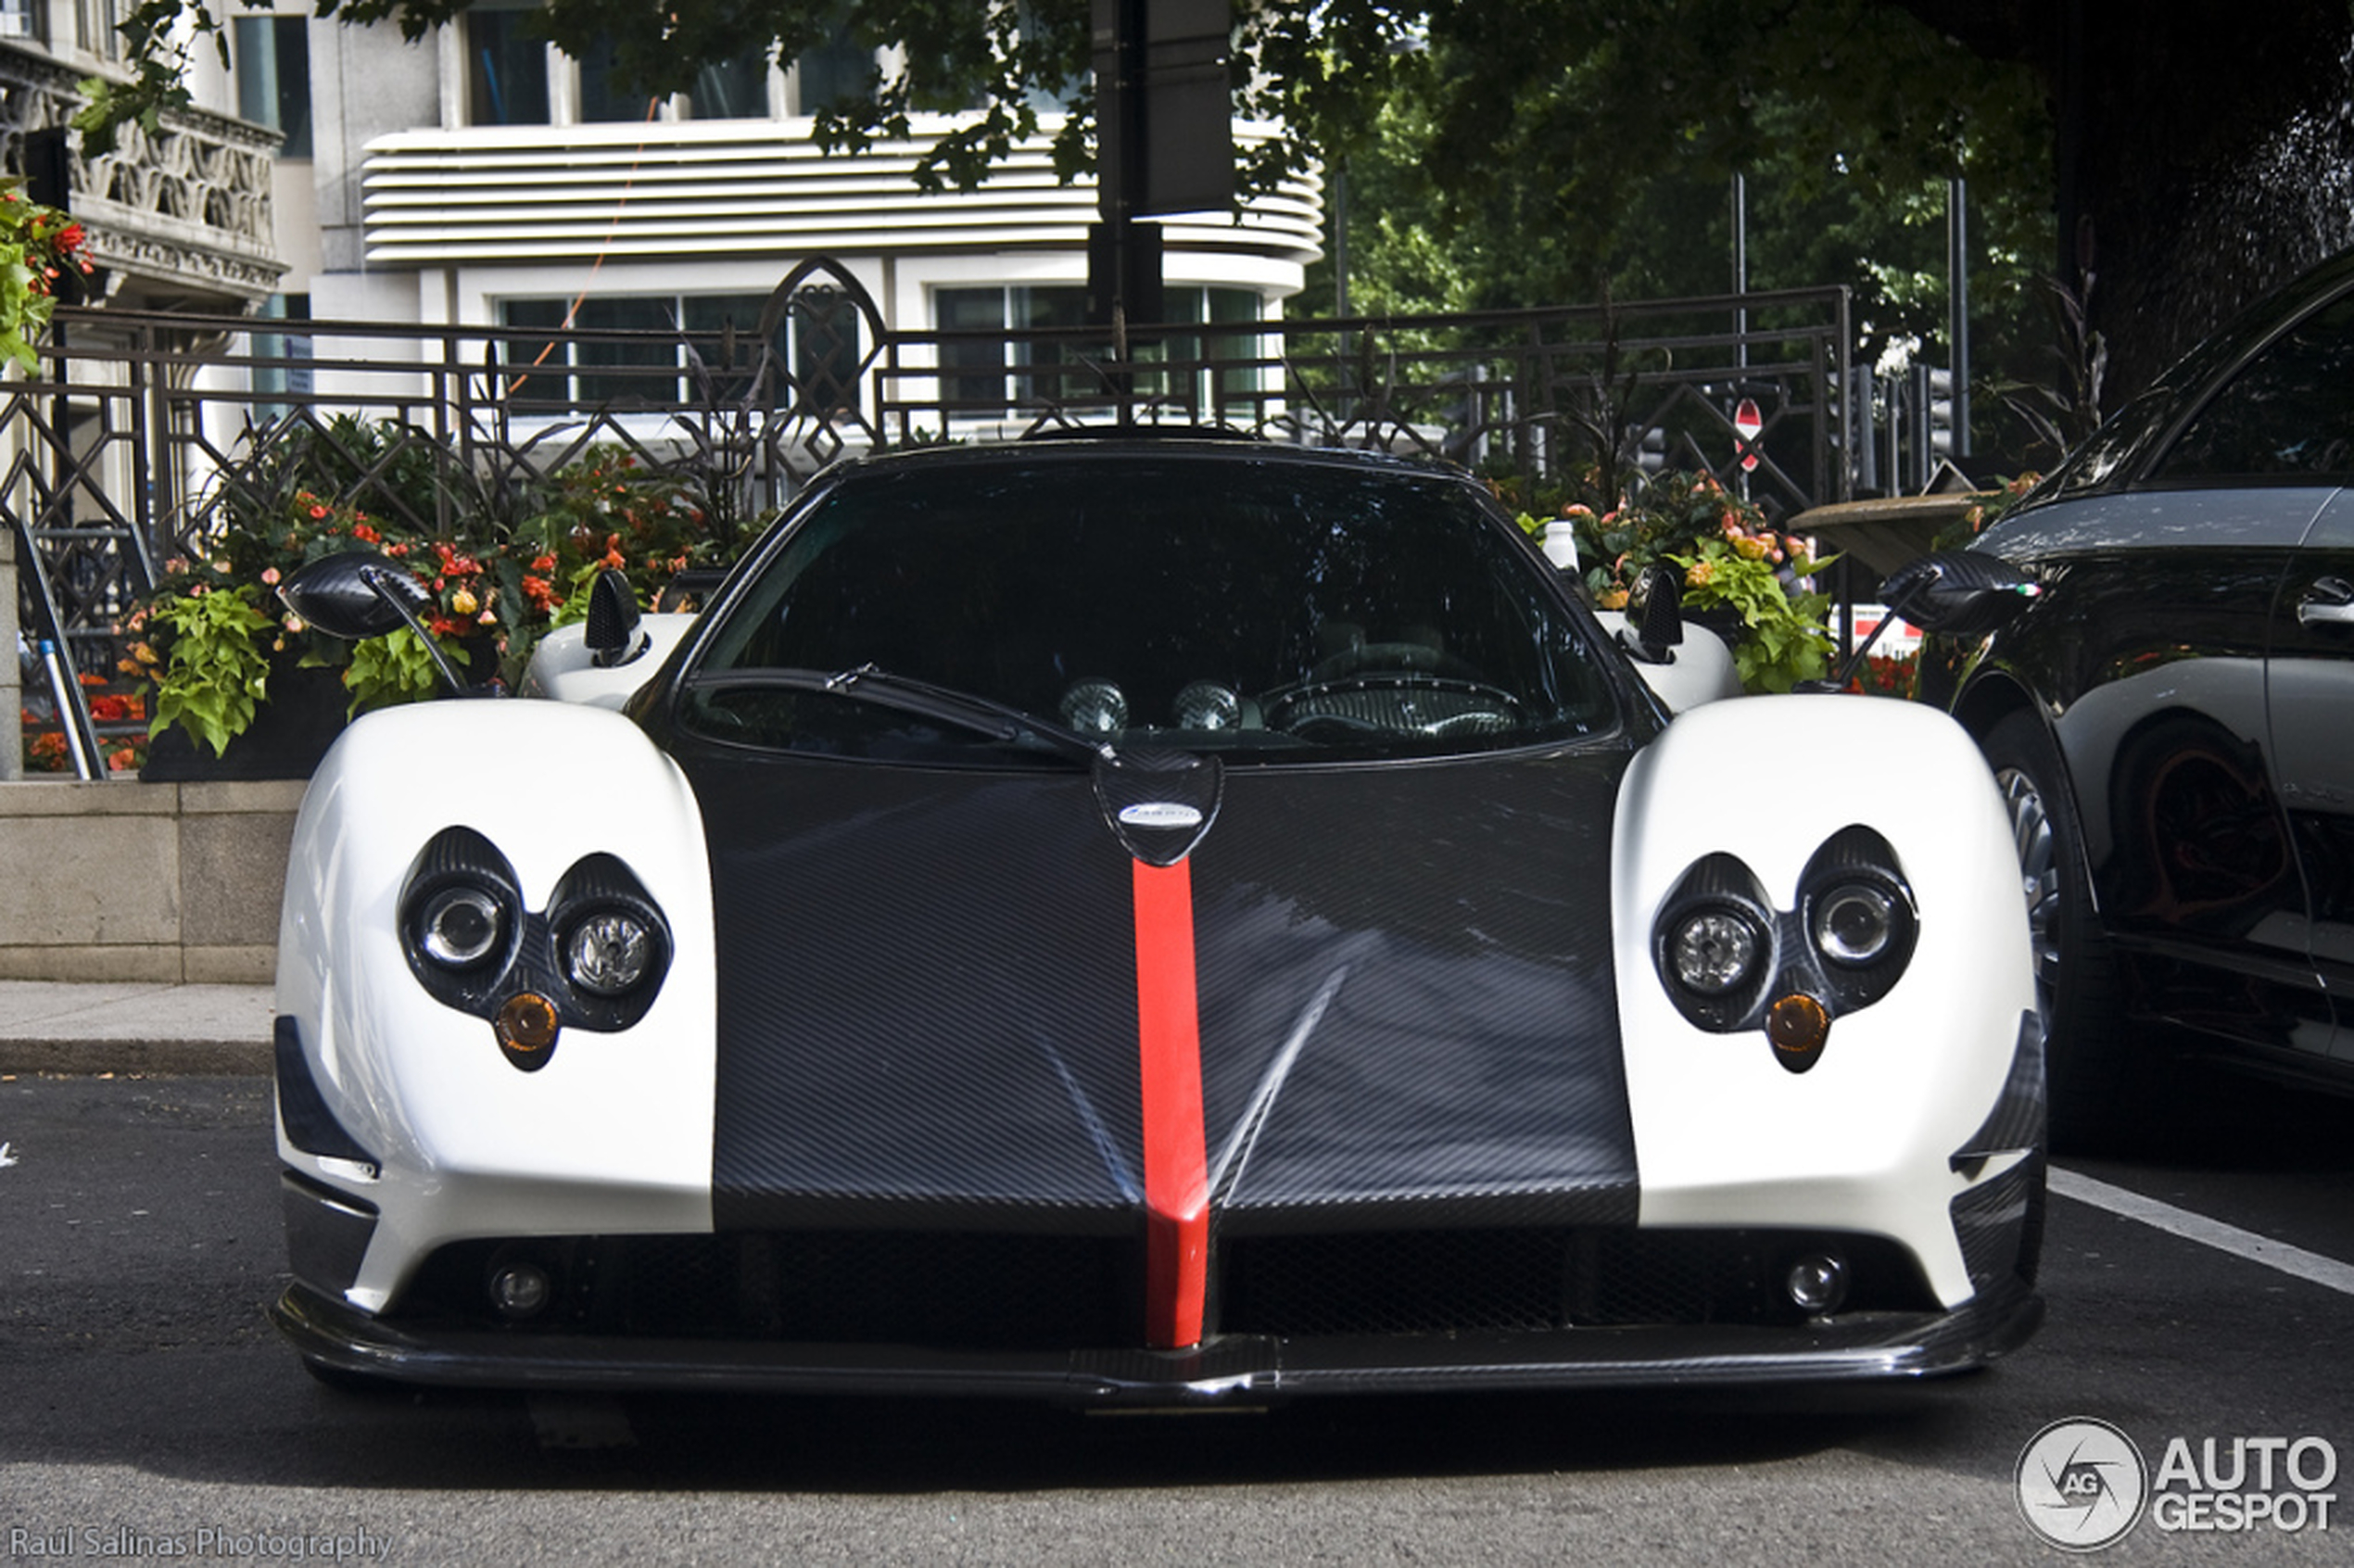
[0,981,274,1076]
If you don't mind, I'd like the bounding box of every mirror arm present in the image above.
[1823,568,1937,693]
[360,564,471,697]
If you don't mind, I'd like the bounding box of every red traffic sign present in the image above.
[1734,397,1764,473]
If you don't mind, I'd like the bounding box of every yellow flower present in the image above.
[450,587,479,616]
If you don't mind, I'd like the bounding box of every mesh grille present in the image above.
[399,1225,1939,1347]
[1221,1228,1940,1335]
[1222,1228,1570,1335]
[404,1231,1133,1349]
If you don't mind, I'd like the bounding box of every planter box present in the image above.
[139,657,349,782]
[0,778,303,983]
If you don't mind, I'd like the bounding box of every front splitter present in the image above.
[273,1280,2042,1403]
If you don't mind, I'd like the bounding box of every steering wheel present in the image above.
[1261,674,1523,739]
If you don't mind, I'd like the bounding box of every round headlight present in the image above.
[563,910,653,996]
[1812,883,1898,967]
[1172,680,1242,731]
[1666,908,1763,995]
[1059,678,1129,736]
[419,886,504,968]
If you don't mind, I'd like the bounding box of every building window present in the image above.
[580,39,772,122]
[500,293,866,416]
[937,285,1088,409]
[468,8,551,127]
[76,0,118,58]
[0,0,44,44]
[500,294,799,411]
[577,36,661,123]
[791,20,874,114]
[252,294,314,424]
[689,50,774,120]
[934,285,1264,414]
[236,16,313,158]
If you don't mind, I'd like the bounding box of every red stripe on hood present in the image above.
[1132,856,1209,1348]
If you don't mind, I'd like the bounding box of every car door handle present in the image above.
[2298,577,2354,626]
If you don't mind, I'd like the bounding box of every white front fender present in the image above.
[1613,694,2037,1305]
[274,698,719,1309]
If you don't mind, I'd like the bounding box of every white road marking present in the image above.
[2051,1165,2354,1297]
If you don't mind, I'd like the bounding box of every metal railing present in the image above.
[8,270,1855,775]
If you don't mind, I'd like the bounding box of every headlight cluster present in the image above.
[1652,826,1917,1072]
[399,828,673,1071]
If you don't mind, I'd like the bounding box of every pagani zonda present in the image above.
[271,436,2043,1401]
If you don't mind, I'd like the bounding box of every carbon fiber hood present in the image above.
[682,746,1639,1234]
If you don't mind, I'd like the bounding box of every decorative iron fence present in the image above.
[7,266,1859,776]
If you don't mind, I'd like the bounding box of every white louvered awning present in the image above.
[361,117,1323,268]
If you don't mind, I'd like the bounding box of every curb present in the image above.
[0,1039,273,1076]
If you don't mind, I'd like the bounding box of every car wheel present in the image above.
[1981,710,2141,1151]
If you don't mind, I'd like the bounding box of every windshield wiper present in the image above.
[681,663,1115,765]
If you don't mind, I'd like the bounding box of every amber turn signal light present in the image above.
[1765,993,1829,1072]
[494,992,561,1069]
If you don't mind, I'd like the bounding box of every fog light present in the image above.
[563,911,652,996]
[1667,909,1762,995]
[489,1261,552,1321]
[1785,1252,1849,1314]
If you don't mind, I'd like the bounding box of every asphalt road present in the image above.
[3,1063,2352,1566]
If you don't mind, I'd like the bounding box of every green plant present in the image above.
[1527,468,1840,692]
[145,587,272,756]
[1664,534,1839,693]
[342,627,449,710]
[128,435,745,756]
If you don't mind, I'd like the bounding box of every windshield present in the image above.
[678,450,1621,765]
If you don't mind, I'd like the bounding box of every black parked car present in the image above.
[1944,248,2354,1143]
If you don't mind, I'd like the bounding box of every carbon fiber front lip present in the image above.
[272,1281,2042,1403]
